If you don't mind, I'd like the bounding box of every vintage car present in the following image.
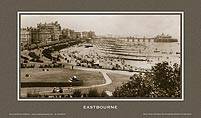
[52,87,63,93]
[68,76,83,86]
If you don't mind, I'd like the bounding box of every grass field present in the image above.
[21,68,105,86]
[79,72,131,94]
[99,73,130,92]
[106,73,131,90]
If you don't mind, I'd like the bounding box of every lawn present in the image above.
[21,68,105,86]
[102,73,131,92]
[81,72,131,94]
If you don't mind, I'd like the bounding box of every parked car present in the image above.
[52,87,63,93]
[68,76,80,83]
[68,76,83,86]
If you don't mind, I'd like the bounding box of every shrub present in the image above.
[28,51,40,59]
[113,62,181,98]
[72,90,82,97]
[87,89,100,97]
[100,91,109,97]
[113,73,152,97]
[42,48,53,59]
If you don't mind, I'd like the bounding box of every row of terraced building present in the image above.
[20,21,96,48]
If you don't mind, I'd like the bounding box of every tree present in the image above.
[151,62,181,97]
[113,62,181,98]
[113,73,152,97]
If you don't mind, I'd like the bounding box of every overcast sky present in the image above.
[21,15,180,39]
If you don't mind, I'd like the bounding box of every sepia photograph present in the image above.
[18,12,183,101]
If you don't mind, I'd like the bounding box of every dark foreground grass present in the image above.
[21,68,105,86]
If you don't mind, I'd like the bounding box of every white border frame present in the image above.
[17,11,184,101]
